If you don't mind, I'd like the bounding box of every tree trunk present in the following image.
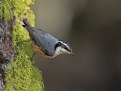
[0,0,44,91]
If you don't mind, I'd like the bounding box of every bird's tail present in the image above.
[22,19,35,36]
[22,19,32,28]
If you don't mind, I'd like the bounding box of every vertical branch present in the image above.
[0,0,44,91]
[0,0,15,90]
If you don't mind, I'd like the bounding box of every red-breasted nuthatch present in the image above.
[22,19,73,58]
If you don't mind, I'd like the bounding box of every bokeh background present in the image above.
[31,0,121,91]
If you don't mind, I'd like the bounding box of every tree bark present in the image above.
[0,0,44,91]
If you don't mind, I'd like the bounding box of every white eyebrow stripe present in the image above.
[59,41,70,49]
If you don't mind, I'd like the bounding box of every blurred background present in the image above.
[31,0,121,91]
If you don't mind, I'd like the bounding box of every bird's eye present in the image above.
[63,45,71,52]
[58,41,71,52]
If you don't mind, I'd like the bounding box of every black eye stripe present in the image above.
[54,42,61,50]
[55,41,71,52]
[62,44,71,52]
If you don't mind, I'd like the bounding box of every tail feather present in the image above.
[22,19,32,28]
[22,19,35,37]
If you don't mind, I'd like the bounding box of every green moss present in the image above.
[0,0,44,91]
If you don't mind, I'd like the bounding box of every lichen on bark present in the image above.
[0,0,44,91]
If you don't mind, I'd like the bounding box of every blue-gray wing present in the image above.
[32,28,58,56]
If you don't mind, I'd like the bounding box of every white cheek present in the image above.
[55,47,69,56]
[55,47,63,55]
[61,48,67,53]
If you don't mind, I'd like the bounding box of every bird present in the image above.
[22,19,73,58]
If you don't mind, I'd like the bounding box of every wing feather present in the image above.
[32,28,58,56]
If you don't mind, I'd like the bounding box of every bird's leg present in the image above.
[30,53,36,61]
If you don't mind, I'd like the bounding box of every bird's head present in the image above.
[54,41,73,57]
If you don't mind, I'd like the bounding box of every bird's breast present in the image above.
[30,41,45,55]
[30,40,55,58]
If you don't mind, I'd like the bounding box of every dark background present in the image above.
[32,0,121,91]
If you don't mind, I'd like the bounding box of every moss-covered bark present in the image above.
[0,0,44,91]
